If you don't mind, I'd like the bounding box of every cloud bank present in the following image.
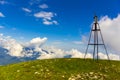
[0,33,119,61]
[0,34,23,57]
[99,14,120,53]
[0,34,47,57]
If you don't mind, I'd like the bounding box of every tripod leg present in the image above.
[84,45,89,59]
[93,31,96,60]
[98,24,110,60]
[97,30,99,60]
[84,25,93,59]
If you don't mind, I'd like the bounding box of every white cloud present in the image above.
[26,37,47,48]
[34,11,58,25]
[109,53,120,60]
[98,52,119,60]
[39,4,48,9]
[66,49,92,58]
[37,46,119,60]
[28,37,47,47]
[37,46,66,59]
[34,11,54,20]
[0,26,5,29]
[43,19,53,25]
[23,37,47,57]
[0,34,24,57]
[43,19,58,25]
[22,8,31,13]
[0,12,5,17]
[99,14,120,53]
[0,33,119,61]
[0,34,47,57]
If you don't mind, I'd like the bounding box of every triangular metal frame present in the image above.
[84,15,110,60]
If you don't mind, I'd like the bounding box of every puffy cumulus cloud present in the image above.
[0,12,5,17]
[34,11,58,25]
[0,34,24,57]
[98,52,119,60]
[26,37,47,48]
[0,34,47,57]
[39,4,48,9]
[109,54,120,60]
[22,8,31,13]
[66,49,92,58]
[23,37,47,57]
[99,14,120,53]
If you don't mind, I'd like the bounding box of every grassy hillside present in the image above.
[0,58,120,80]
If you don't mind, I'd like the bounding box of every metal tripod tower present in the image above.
[84,15,110,60]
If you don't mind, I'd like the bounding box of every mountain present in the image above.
[0,58,120,80]
[0,47,39,65]
[0,47,57,65]
[0,47,21,65]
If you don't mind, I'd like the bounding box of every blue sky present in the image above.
[0,0,120,50]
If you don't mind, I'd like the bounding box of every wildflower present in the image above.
[89,72,94,75]
[68,72,107,80]
[62,75,65,78]
[17,70,20,72]
[31,66,35,68]
[47,72,50,75]
[34,72,40,75]
[41,69,43,71]
[46,69,49,72]
[93,75,98,79]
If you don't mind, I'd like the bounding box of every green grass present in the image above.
[0,58,120,80]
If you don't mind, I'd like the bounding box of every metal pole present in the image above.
[93,27,96,60]
[96,26,99,60]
